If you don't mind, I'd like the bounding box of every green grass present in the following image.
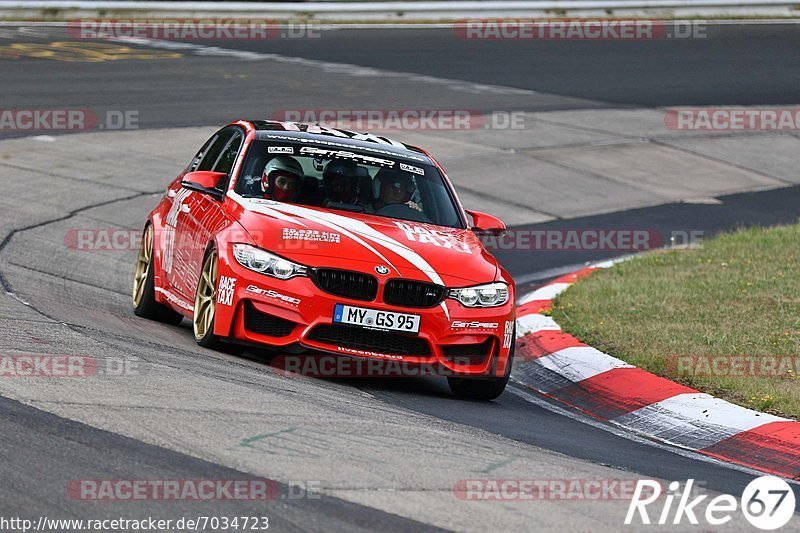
[551,223,800,418]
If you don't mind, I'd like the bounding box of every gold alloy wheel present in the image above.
[132,225,153,308]
[193,251,218,341]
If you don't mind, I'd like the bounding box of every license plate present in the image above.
[333,304,420,334]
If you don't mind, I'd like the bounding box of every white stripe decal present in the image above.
[229,192,308,227]
[519,282,571,304]
[272,204,401,273]
[516,314,560,336]
[535,346,634,383]
[155,287,193,312]
[268,203,446,286]
[230,192,399,270]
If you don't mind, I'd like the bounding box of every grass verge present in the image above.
[551,223,800,419]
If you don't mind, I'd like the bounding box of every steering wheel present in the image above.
[376,203,432,223]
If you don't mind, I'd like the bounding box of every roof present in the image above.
[248,120,430,162]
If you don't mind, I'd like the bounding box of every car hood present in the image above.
[229,194,499,286]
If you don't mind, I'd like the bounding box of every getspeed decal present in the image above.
[245,285,301,306]
[262,134,427,162]
[451,321,499,330]
[336,346,404,360]
[298,146,395,168]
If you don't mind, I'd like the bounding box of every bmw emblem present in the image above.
[375,265,390,275]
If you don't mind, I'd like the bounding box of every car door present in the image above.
[164,128,237,300]
[178,127,245,301]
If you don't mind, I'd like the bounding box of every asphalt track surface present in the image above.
[2,22,800,531]
[1,23,800,135]
[190,24,800,106]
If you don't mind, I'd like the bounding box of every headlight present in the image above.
[232,244,307,280]
[448,282,509,308]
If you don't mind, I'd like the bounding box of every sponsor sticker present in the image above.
[245,284,301,306]
[155,287,193,311]
[451,320,499,330]
[217,276,237,306]
[282,228,341,243]
[502,320,514,348]
[268,146,294,154]
[298,146,396,167]
[394,221,471,254]
[400,163,425,176]
[336,346,404,360]
[262,133,427,162]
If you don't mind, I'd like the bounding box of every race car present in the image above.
[132,120,516,400]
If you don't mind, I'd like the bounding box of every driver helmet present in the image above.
[262,156,304,202]
[323,160,360,203]
[374,168,415,205]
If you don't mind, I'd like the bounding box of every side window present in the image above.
[212,130,243,177]
[189,135,217,172]
[197,129,236,171]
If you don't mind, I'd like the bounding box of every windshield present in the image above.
[236,140,464,228]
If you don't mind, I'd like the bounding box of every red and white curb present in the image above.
[513,261,800,480]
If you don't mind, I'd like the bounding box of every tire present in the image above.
[447,325,515,401]
[132,224,184,325]
[192,249,246,355]
[193,248,223,349]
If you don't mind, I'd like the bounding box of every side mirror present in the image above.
[181,171,227,201]
[466,209,506,235]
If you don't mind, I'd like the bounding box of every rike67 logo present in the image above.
[626,476,795,530]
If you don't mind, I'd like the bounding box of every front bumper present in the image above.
[214,251,515,377]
